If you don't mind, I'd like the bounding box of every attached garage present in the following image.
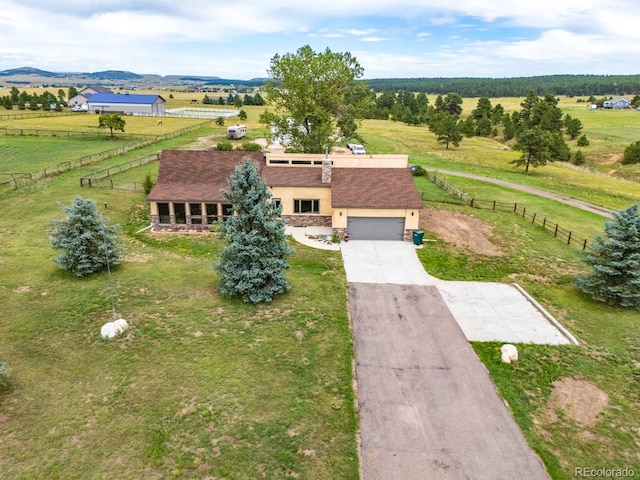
[347,217,406,240]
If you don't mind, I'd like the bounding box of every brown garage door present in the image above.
[347,217,405,240]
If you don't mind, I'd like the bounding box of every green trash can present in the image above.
[412,230,424,245]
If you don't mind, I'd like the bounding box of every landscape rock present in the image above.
[500,344,518,363]
[100,318,129,339]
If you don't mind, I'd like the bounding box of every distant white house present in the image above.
[68,86,112,109]
[603,97,630,109]
[87,92,166,115]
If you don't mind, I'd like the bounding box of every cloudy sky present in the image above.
[2,1,640,80]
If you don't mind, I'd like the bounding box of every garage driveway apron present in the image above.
[342,241,551,479]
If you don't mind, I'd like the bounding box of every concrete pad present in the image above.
[438,282,571,345]
[341,241,576,345]
[350,283,550,479]
[341,240,439,285]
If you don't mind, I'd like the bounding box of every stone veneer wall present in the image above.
[282,215,332,227]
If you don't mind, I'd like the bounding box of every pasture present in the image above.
[0,96,639,478]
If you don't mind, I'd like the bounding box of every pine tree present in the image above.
[49,196,122,277]
[213,158,293,303]
[575,204,640,308]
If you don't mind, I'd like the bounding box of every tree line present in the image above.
[365,75,640,98]
[0,86,76,111]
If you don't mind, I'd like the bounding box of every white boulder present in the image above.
[500,344,518,363]
[100,318,129,339]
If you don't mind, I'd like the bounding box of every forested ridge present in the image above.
[365,75,640,97]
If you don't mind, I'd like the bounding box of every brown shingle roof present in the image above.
[146,150,265,202]
[261,166,329,188]
[331,168,423,209]
[147,151,422,210]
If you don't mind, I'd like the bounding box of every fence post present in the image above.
[532,212,536,224]
[522,207,526,218]
[110,179,114,189]
[543,218,547,228]
[583,239,587,250]
[470,198,474,208]
[514,202,517,212]
[554,224,559,237]
[567,231,572,245]
[493,200,496,210]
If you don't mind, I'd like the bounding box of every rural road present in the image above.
[426,168,615,218]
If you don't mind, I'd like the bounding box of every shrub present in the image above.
[412,165,427,177]
[577,134,590,146]
[572,150,586,165]
[215,140,233,151]
[215,117,225,126]
[622,141,640,165]
[142,172,156,195]
[240,141,262,152]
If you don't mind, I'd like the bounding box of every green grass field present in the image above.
[1,96,639,478]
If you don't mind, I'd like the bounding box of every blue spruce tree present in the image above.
[49,196,122,277]
[575,204,640,308]
[213,158,293,303]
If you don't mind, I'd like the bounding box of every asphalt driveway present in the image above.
[350,283,549,479]
[342,241,553,478]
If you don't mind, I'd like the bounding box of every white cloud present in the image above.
[2,0,640,78]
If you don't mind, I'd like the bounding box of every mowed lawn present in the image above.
[0,125,358,479]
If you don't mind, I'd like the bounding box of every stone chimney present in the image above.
[321,153,332,183]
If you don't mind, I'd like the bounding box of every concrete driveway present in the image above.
[341,241,576,345]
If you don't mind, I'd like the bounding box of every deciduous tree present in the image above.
[213,158,293,303]
[98,114,125,139]
[260,45,369,153]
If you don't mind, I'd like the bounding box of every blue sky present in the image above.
[2,1,640,79]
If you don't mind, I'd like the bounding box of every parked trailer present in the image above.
[227,124,247,139]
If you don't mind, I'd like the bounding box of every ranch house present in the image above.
[146,150,423,241]
[68,86,113,109]
[87,92,166,115]
[603,97,630,109]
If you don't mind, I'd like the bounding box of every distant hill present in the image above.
[0,66,63,77]
[85,70,142,80]
[0,66,268,87]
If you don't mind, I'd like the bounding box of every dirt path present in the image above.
[426,168,615,218]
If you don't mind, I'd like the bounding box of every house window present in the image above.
[157,203,170,224]
[206,204,217,225]
[189,203,202,225]
[174,203,186,224]
[272,198,282,210]
[294,199,320,214]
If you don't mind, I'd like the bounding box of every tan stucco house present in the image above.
[147,149,422,241]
